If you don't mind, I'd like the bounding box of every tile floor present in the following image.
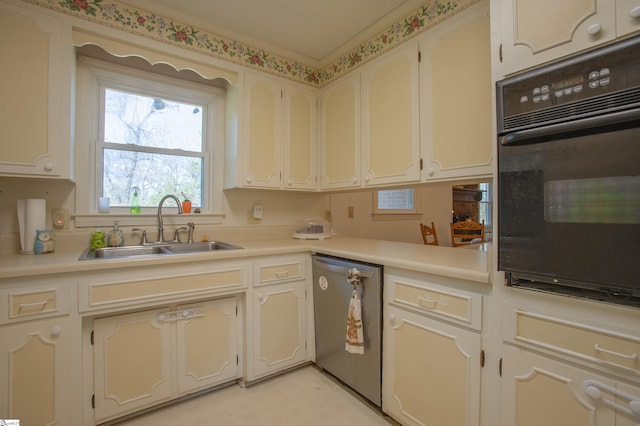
[114,364,396,426]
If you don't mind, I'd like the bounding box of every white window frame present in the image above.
[372,188,421,220]
[74,56,226,227]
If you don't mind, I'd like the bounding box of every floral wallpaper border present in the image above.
[24,0,480,86]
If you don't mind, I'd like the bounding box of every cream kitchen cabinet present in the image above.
[229,72,317,190]
[501,345,640,425]
[419,3,493,182]
[0,277,72,425]
[0,0,74,179]
[0,316,70,425]
[499,0,640,76]
[319,42,420,190]
[249,256,308,380]
[382,270,483,426]
[319,73,361,189]
[361,41,421,186]
[92,297,240,423]
[501,301,640,426]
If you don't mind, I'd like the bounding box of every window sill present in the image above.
[74,213,224,228]
[372,213,423,221]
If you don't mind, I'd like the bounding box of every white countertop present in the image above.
[0,237,491,284]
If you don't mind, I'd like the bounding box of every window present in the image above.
[478,182,492,226]
[101,88,205,208]
[75,56,225,223]
[373,188,420,219]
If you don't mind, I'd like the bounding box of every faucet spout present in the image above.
[157,194,183,243]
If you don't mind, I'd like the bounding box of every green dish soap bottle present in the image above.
[130,187,141,214]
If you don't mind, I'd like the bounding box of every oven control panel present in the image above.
[497,35,640,130]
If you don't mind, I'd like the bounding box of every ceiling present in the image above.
[122,0,425,66]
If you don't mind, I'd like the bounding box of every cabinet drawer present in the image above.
[388,273,482,330]
[255,257,305,286]
[509,308,640,373]
[80,267,245,311]
[1,285,69,323]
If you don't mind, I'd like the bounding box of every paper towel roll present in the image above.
[17,199,46,254]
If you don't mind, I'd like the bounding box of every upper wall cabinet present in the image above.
[0,1,74,179]
[225,72,317,190]
[361,42,421,187]
[499,0,640,76]
[318,73,361,190]
[420,4,493,182]
[319,43,420,190]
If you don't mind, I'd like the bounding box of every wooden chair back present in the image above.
[450,220,485,247]
[419,222,439,246]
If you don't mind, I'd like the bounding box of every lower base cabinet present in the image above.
[251,279,307,378]
[502,345,640,426]
[382,305,481,426]
[92,297,239,423]
[0,317,70,426]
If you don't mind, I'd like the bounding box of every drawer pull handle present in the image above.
[18,299,51,311]
[275,271,290,278]
[594,344,638,360]
[584,380,640,419]
[157,308,203,322]
[418,296,438,309]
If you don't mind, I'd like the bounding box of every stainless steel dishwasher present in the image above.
[312,254,382,407]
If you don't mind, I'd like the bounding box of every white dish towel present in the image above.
[346,268,364,354]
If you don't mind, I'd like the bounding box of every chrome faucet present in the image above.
[156,194,183,243]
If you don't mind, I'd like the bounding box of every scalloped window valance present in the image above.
[72,30,238,85]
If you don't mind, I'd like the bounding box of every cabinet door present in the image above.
[176,298,239,394]
[361,42,420,186]
[382,305,481,426]
[0,317,70,426]
[615,382,640,426]
[0,2,72,179]
[242,73,282,188]
[420,6,493,182]
[617,0,640,36]
[500,0,616,75]
[319,73,360,189]
[252,281,306,378]
[93,308,173,422]
[283,84,317,190]
[501,345,616,426]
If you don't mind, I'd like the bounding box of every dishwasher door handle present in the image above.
[315,260,374,278]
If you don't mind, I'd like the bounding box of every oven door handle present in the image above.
[500,108,640,146]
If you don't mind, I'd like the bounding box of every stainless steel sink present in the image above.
[162,241,243,253]
[79,241,243,260]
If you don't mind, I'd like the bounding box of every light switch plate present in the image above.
[252,204,263,219]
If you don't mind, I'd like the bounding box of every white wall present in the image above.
[328,182,455,246]
[0,177,326,250]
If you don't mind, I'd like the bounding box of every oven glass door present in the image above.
[498,124,640,300]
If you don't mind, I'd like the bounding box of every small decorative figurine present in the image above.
[34,229,55,254]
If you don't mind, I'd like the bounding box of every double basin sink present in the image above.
[79,241,243,260]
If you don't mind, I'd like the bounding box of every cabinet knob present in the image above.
[258,293,265,303]
[51,325,62,337]
[352,176,358,184]
[246,176,253,184]
[427,168,435,177]
[586,23,602,36]
[631,6,640,18]
[287,178,292,186]
[44,162,54,172]
[389,313,397,326]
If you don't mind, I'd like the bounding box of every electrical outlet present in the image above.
[247,208,261,224]
[51,208,70,229]
[348,206,354,218]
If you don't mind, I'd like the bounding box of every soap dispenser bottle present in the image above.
[107,221,124,247]
[130,187,141,214]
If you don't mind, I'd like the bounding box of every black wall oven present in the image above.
[497,36,640,308]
